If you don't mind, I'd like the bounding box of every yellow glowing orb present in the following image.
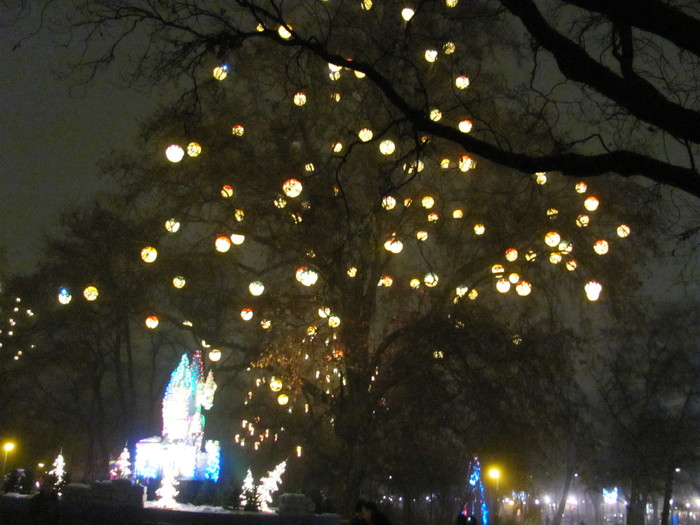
[83,285,99,301]
[230,233,245,245]
[212,65,228,80]
[584,196,600,211]
[172,276,186,289]
[459,155,476,171]
[293,92,307,106]
[249,281,265,296]
[455,75,470,89]
[141,246,158,263]
[424,273,439,287]
[544,231,561,247]
[269,378,283,392]
[186,142,201,157]
[241,308,254,321]
[458,120,473,133]
[221,184,234,198]
[277,393,290,405]
[617,224,631,238]
[379,140,396,155]
[164,218,181,232]
[593,239,609,255]
[145,315,159,329]
[358,128,374,142]
[209,349,222,362]
[231,124,245,136]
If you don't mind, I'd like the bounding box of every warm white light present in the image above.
[213,65,228,81]
[424,49,438,62]
[455,75,470,89]
[215,236,232,252]
[145,315,159,329]
[593,239,609,255]
[296,267,319,286]
[617,224,631,238]
[165,144,185,163]
[278,25,292,39]
[84,285,99,301]
[293,92,307,106]
[584,196,600,211]
[283,178,303,197]
[458,120,473,133]
[141,246,158,263]
[249,281,265,296]
[358,128,374,142]
[379,140,396,155]
[164,218,181,232]
[585,281,603,301]
[401,7,415,21]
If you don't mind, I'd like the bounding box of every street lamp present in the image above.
[3,442,15,472]
[489,468,501,491]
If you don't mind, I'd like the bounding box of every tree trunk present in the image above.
[552,466,575,525]
[660,465,674,525]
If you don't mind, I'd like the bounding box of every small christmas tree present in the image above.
[110,447,132,480]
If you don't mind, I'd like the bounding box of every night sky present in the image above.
[1,11,164,274]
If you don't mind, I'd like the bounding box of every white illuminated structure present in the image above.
[134,351,220,485]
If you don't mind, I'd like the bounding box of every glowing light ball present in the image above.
[293,92,307,106]
[378,276,394,287]
[384,238,403,253]
[187,142,202,157]
[558,241,572,254]
[575,181,588,193]
[230,233,245,245]
[576,214,590,227]
[379,140,395,155]
[382,196,397,210]
[83,285,99,301]
[58,287,72,305]
[331,92,342,102]
[455,75,470,89]
[496,278,511,293]
[234,209,245,221]
[617,224,631,237]
[585,280,603,301]
[474,224,485,235]
[261,319,272,329]
[429,108,442,121]
[170,276,186,289]
[544,232,561,247]
[427,212,439,222]
[328,315,341,327]
[164,218,180,232]
[516,280,532,296]
[241,308,254,321]
[459,155,475,171]
[209,349,222,362]
[421,196,435,209]
[491,264,505,275]
[249,281,265,296]
[549,252,562,264]
[277,394,290,406]
[441,158,450,168]
[416,230,429,241]
[505,248,518,262]
[358,128,374,142]
[231,124,245,136]
[278,25,292,39]
[145,315,159,329]
[456,285,468,297]
[410,278,421,289]
[547,208,559,219]
[296,267,319,286]
[446,0,459,6]
[468,289,479,300]
[213,65,229,81]
[444,42,456,54]
[141,246,158,263]
[165,144,185,163]
[453,209,464,219]
[332,142,343,153]
[525,250,537,261]
[534,172,547,184]
[347,267,358,277]
[307,326,317,335]
[593,239,609,255]
[458,120,473,133]
[361,0,373,10]
[424,49,438,62]
[282,179,302,198]
[584,196,600,211]
[318,307,331,318]
[508,273,520,284]
[269,378,283,392]
[221,185,234,198]
[565,260,578,271]
[215,236,232,252]
[424,273,439,287]
[401,7,415,21]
